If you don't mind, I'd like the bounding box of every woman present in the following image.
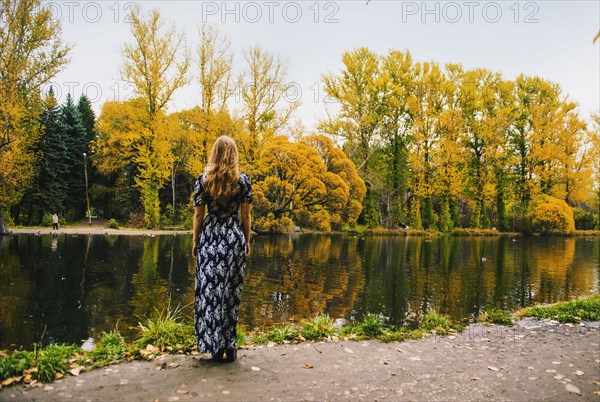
[192,136,252,362]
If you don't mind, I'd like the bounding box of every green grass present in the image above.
[32,344,79,383]
[89,330,128,367]
[421,311,462,335]
[355,313,386,338]
[481,309,514,325]
[267,325,302,344]
[301,314,335,341]
[518,294,600,323]
[236,328,247,347]
[135,305,195,353]
[0,350,34,381]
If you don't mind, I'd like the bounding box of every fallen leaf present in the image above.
[565,384,581,395]
[344,347,354,354]
[251,366,261,371]
[471,377,480,381]
[574,370,584,376]
[552,361,561,365]
[545,369,556,373]
[303,363,313,369]
[1,377,21,387]
[528,367,534,370]
[222,391,230,395]
[593,391,600,396]
[44,385,54,391]
[120,379,129,385]
[528,377,538,381]
[167,362,180,368]
[69,367,82,376]
[176,389,188,394]
[592,381,600,385]
[554,374,564,380]
[488,366,499,372]
[55,372,63,379]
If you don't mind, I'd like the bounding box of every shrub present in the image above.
[236,328,247,347]
[573,208,595,230]
[42,213,54,227]
[255,213,294,233]
[527,195,575,235]
[105,219,119,229]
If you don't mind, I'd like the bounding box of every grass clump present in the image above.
[518,294,600,323]
[301,314,334,341]
[90,330,128,367]
[135,305,195,353]
[32,344,79,383]
[379,328,424,343]
[355,314,386,338]
[421,311,462,335]
[480,309,513,325]
[267,325,302,344]
[0,350,34,381]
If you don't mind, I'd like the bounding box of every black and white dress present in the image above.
[193,173,252,355]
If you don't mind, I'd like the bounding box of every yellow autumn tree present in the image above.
[252,136,364,232]
[118,8,190,228]
[0,0,71,233]
[237,46,299,166]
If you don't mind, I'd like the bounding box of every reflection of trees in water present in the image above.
[239,234,365,329]
[1,234,599,350]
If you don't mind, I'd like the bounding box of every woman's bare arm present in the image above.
[192,205,205,258]
[241,203,251,256]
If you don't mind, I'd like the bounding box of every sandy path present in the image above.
[2,319,599,401]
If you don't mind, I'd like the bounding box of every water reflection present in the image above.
[0,234,598,350]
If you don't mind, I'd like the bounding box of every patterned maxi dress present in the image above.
[193,173,253,355]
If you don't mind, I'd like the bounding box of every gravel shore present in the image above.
[2,319,599,401]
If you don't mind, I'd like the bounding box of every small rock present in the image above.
[488,366,499,372]
[344,347,354,354]
[177,390,189,394]
[552,361,561,365]
[119,379,129,385]
[545,369,556,373]
[44,385,54,391]
[565,384,581,395]
[222,390,230,395]
[528,367,534,370]
[251,366,261,371]
[471,377,480,381]
[554,374,564,380]
[574,370,584,376]
[528,377,538,381]
[168,397,180,402]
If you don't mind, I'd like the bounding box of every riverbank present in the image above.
[1,318,599,401]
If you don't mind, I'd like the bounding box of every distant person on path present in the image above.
[52,213,59,230]
[192,136,252,362]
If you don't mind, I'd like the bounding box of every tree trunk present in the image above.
[171,166,176,221]
[0,213,8,235]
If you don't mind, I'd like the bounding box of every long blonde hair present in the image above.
[203,136,240,201]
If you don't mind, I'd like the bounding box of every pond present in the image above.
[0,233,598,350]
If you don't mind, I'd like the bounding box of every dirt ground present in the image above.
[1,319,599,401]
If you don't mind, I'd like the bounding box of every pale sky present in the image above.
[47,0,600,129]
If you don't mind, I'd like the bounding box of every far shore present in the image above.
[5,226,600,237]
